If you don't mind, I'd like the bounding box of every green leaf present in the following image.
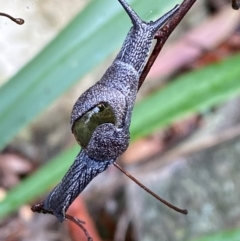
[0,0,180,150]
[131,54,240,139]
[190,228,240,241]
[1,54,240,219]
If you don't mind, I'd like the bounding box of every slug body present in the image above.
[43,0,179,222]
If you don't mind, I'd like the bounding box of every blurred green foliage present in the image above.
[191,228,240,241]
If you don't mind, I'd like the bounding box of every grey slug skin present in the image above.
[44,151,114,222]
[43,0,179,222]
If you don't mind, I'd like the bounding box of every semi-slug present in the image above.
[43,0,179,222]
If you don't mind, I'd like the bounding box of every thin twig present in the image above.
[138,0,197,89]
[65,215,93,241]
[232,0,240,10]
[114,162,188,214]
[31,203,93,241]
[0,12,24,25]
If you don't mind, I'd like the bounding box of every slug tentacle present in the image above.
[43,150,114,222]
[118,0,143,27]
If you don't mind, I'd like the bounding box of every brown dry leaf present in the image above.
[67,197,102,241]
[123,115,201,164]
[122,136,165,164]
[148,6,240,80]
[0,153,32,174]
[0,152,33,189]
